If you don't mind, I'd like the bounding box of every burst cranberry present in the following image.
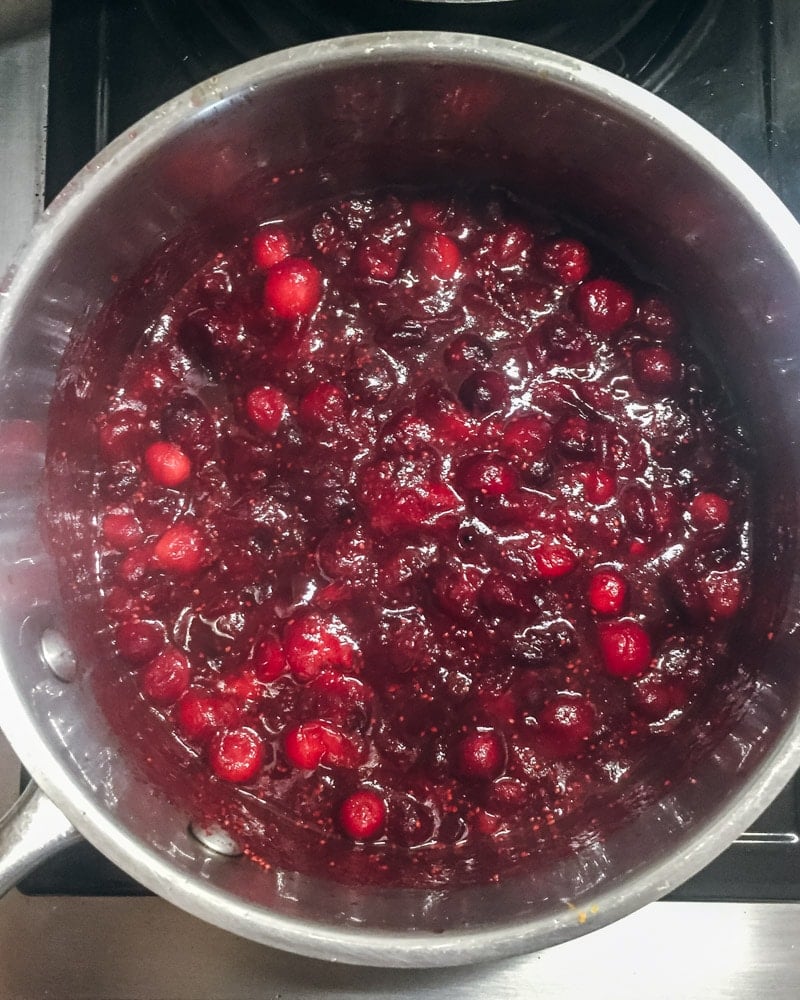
[554,414,595,458]
[455,730,505,780]
[263,257,321,318]
[152,523,205,574]
[102,511,144,549]
[410,231,460,280]
[502,415,551,460]
[251,227,291,269]
[245,386,287,434]
[690,492,731,531]
[540,237,591,284]
[144,441,191,487]
[458,371,509,416]
[208,727,265,783]
[284,614,352,681]
[160,395,215,460]
[587,569,628,616]
[533,543,578,579]
[479,573,533,618]
[432,563,482,620]
[633,347,682,393]
[284,720,351,770]
[621,484,676,540]
[298,381,348,430]
[582,467,616,504]
[97,410,142,462]
[338,789,387,841]
[537,315,590,360]
[701,571,742,619]
[456,454,518,496]
[142,647,190,705]
[481,223,532,267]
[355,236,402,281]
[539,694,596,745]
[443,334,492,369]
[575,277,634,335]
[116,620,163,664]
[175,690,239,743]
[598,621,652,678]
[632,678,687,719]
[638,295,678,338]
[250,636,286,682]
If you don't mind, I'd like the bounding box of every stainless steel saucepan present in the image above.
[1,32,800,968]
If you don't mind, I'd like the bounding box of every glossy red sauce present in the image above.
[50,189,753,884]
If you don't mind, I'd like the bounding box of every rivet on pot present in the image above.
[189,821,242,857]
[39,628,77,682]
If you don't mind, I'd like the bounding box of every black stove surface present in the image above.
[27,0,800,901]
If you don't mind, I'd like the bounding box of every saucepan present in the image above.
[1,32,800,968]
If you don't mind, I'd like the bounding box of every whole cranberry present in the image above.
[409,231,460,280]
[598,620,652,678]
[533,543,578,579]
[338,789,387,841]
[152,523,205,575]
[502,414,552,460]
[690,492,731,531]
[245,386,287,434]
[701,570,742,619]
[637,295,678,338]
[251,226,291,270]
[539,694,596,745]
[354,235,402,281]
[283,614,352,682]
[250,636,286,682]
[456,454,518,496]
[575,277,634,335]
[263,257,321,319]
[458,371,509,416]
[208,727,265,783]
[410,199,451,229]
[582,466,616,505]
[587,569,629,616]
[97,409,143,462]
[554,413,596,458]
[631,678,687,719]
[298,381,348,430]
[455,730,505,780]
[540,237,592,284]
[144,441,191,488]
[116,620,163,664]
[632,347,682,393]
[142,647,190,705]
[102,511,144,550]
[175,690,239,744]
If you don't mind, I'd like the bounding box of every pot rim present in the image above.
[2,30,800,967]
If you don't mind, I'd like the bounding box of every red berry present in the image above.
[284,720,352,770]
[410,231,460,280]
[175,690,238,743]
[632,347,682,393]
[116,620,163,664]
[284,614,352,682]
[456,454,518,496]
[458,371,509,416]
[97,410,143,462]
[338,789,387,841]
[443,334,492,369]
[632,678,687,719]
[637,295,678,338]
[537,315,590,360]
[252,227,291,269]
[598,621,652,678]
[690,492,731,531]
[263,257,321,318]
[480,223,533,268]
[298,381,348,430]
[153,523,205,574]
[410,199,450,229]
[250,636,286,682]
[502,415,552,460]
[245,385,287,434]
[575,277,634,335]
[533,543,578,579]
[582,467,616,504]
[102,511,143,549]
[701,570,742,619]
[539,694,596,745]
[208,727,265,783]
[142,647,190,705]
[587,569,628,616]
[354,236,402,281]
[540,238,591,284]
[455,730,505,780]
[144,441,192,487]
[554,414,595,458]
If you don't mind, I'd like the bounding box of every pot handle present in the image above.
[0,781,82,896]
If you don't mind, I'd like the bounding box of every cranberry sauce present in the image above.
[56,188,753,885]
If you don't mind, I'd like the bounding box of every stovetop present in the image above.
[2,1,800,996]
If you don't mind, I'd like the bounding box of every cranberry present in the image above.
[479,572,535,618]
[690,492,731,531]
[540,237,591,284]
[598,621,652,678]
[582,467,616,504]
[252,227,291,270]
[208,727,265,783]
[144,441,191,487]
[97,410,143,462]
[250,636,286,682]
[284,614,352,681]
[284,720,352,770]
[632,347,682,393]
[409,232,460,280]
[152,523,205,575]
[175,690,238,743]
[338,789,387,841]
[574,278,634,335]
[160,395,215,461]
[431,563,483,621]
[263,258,321,319]
[298,381,348,430]
[458,371,509,416]
[537,316,590,360]
[456,454,518,496]
[355,236,402,281]
[455,730,505,780]
[480,223,533,268]
[587,569,628,616]
[346,353,396,403]
[621,484,676,540]
[701,570,742,619]
[533,543,578,579]
[116,620,163,664]
[637,295,678,338]
[102,511,144,549]
[142,647,190,705]
[410,199,451,229]
[539,694,596,745]
[554,414,595,458]
[632,678,687,719]
[245,386,287,434]
[502,415,551,460]
[443,334,492,369]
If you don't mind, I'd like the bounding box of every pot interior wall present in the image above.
[3,41,800,952]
